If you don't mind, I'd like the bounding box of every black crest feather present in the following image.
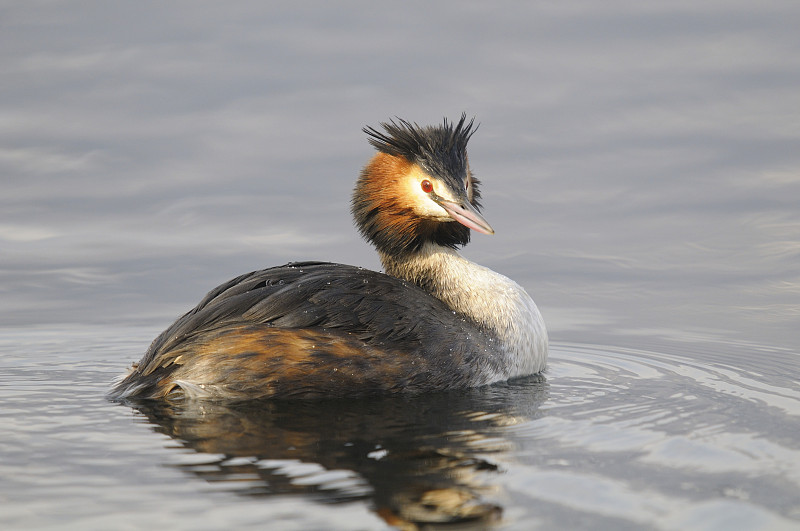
[363,113,477,185]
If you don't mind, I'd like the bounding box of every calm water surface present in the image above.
[1,328,798,529]
[2,2,799,529]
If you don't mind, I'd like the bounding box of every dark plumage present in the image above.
[112,262,500,399]
[109,116,547,401]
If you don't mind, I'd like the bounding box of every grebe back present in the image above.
[109,115,547,400]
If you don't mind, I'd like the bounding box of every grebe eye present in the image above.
[421,180,433,193]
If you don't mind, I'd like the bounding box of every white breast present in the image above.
[383,243,548,382]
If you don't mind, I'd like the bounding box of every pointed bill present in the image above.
[435,197,495,235]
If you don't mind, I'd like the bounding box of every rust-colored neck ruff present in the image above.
[351,153,471,258]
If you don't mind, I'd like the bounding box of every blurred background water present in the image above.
[1,1,798,529]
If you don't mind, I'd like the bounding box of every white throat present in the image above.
[381,243,548,379]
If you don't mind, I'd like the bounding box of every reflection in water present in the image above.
[127,377,548,529]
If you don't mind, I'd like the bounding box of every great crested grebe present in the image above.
[109,115,547,400]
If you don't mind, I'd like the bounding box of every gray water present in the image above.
[2,2,799,529]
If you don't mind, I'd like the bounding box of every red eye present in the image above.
[421,180,433,193]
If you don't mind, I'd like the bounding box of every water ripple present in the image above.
[502,342,800,527]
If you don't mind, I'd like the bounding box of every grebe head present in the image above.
[352,114,493,258]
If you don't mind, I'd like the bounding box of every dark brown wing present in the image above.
[110,262,503,399]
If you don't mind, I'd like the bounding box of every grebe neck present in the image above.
[380,242,548,377]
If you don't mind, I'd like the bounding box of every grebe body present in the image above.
[110,116,547,400]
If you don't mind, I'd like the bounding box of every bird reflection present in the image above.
[127,376,547,530]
